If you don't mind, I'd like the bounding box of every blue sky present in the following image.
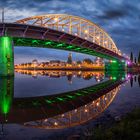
[1,0,140,63]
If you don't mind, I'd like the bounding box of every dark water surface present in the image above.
[14,71,106,97]
[0,70,140,140]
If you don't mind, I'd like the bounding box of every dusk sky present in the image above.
[1,0,140,64]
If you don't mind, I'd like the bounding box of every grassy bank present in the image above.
[80,108,140,140]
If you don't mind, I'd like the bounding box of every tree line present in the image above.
[130,51,140,65]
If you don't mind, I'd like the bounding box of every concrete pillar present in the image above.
[0,36,14,76]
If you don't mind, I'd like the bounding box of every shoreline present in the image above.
[71,107,140,140]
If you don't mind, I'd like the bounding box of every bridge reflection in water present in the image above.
[0,71,128,129]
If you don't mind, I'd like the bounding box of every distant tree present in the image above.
[77,60,82,64]
[138,51,140,64]
[130,52,133,62]
[138,75,140,87]
[83,58,93,64]
[134,57,137,64]
[130,77,133,87]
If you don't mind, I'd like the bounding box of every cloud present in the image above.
[97,9,127,20]
[0,0,140,62]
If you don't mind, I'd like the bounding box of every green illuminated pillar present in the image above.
[0,77,13,121]
[0,36,14,76]
[105,60,126,71]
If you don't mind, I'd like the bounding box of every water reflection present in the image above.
[15,69,105,82]
[0,77,13,117]
[24,86,120,129]
[1,71,139,130]
[129,74,140,87]
[138,75,140,87]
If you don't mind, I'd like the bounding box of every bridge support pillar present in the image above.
[0,36,14,76]
[105,60,126,71]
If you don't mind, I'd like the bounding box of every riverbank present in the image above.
[79,107,140,140]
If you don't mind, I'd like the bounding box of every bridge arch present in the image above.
[16,14,121,55]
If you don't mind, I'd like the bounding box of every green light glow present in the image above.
[57,97,64,101]
[32,40,39,44]
[0,36,14,76]
[0,78,13,115]
[45,41,52,45]
[67,95,75,99]
[66,45,73,49]
[14,37,117,61]
[75,93,81,96]
[112,60,117,63]
[113,77,117,80]
[57,43,64,47]
[45,99,52,104]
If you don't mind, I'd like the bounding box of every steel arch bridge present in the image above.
[16,14,120,55]
[0,14,127,76]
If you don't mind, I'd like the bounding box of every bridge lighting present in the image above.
[54,122,58,126]
[96,102,99,106]
[15,14,120,56]
[84,109,88,112]
[44,119,48,122]
[111,60,117,63]
[122,77,125,80]
[96,36,100,39]
[104,41,107,44]
[127,74,131,79]
[127,61,131,65]
[74,33,77,36]
[113,77,117,80]
[84,30,88,34]
[54,17,58,21]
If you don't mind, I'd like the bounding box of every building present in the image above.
[32,59,38,67]
[67,53,72,64]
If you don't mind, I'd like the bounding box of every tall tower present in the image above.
[67,53,72,64]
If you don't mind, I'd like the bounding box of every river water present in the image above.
[0,70,139,140]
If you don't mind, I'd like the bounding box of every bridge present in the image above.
[0,14,128,76]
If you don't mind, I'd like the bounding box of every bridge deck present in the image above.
[0,23,126,60]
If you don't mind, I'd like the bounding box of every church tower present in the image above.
[67,53,72,64]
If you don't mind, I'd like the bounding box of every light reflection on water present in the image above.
[14,70,106,97]
[0,70,140,132]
